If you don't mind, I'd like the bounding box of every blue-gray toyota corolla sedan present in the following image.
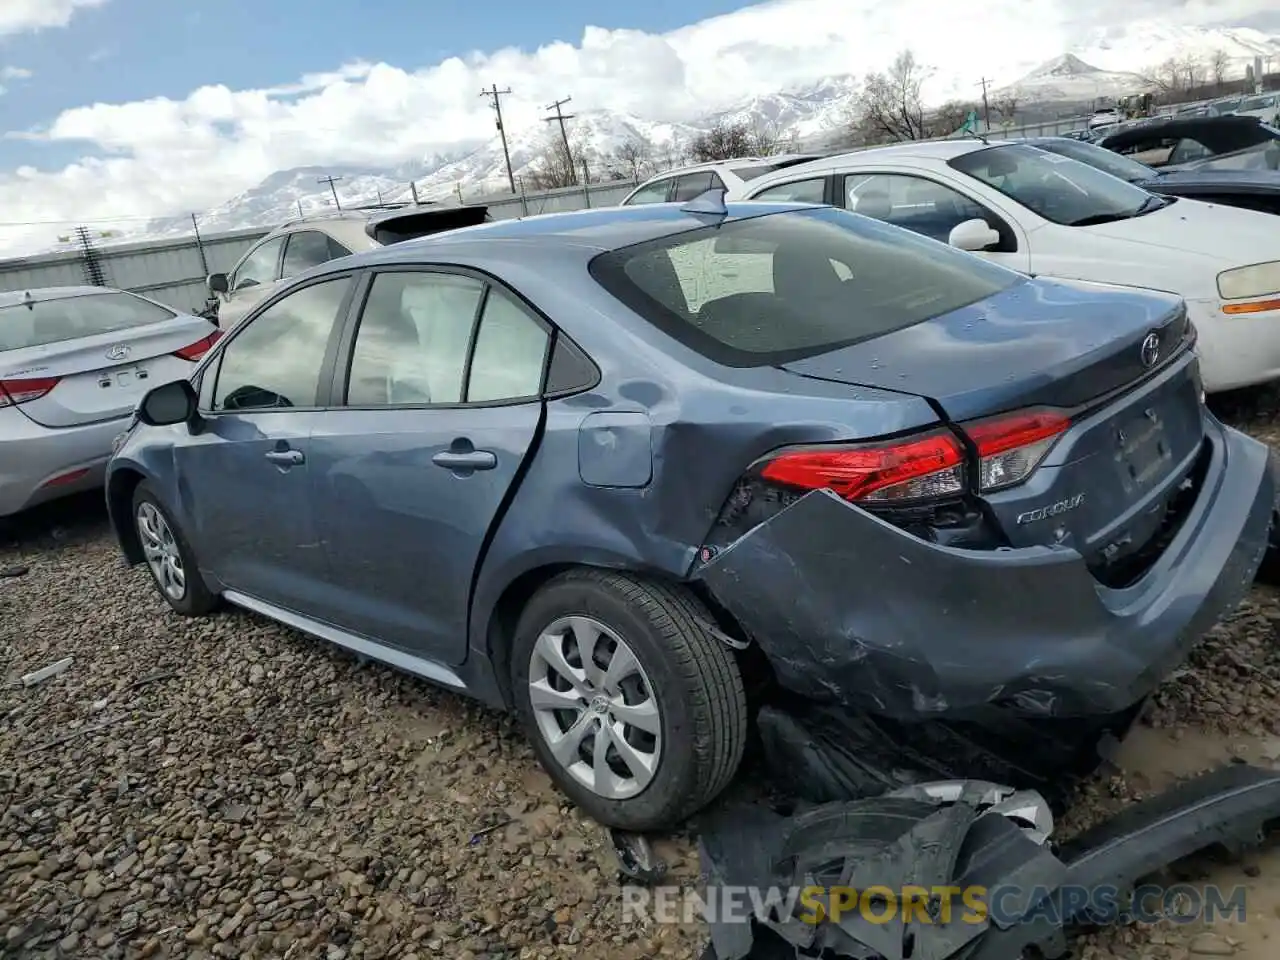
[106,199,1277,830]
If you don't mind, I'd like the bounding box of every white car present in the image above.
[1089,107,1121,130]
[618,156,823,206]
[734,139,1280,392]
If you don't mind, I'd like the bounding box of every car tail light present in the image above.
[173,330,223,361]
[963,409,1070,492]
[758,429,966,503]
[0,376,60,407]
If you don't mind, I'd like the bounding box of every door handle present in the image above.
[265,449,305,466]
[432,450,497,471]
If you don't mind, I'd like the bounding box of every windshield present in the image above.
[0,290,175,352]
[1031,139,1156,182]
[588,206,1021,367]
[1185,140,1280,172]
[949,143,1163,227]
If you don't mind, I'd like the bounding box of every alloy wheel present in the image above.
[527,615,662,800]
[136,502,186,601]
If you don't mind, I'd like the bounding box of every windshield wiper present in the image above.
[1132,195,1167,216]
[1066,211,1134,226]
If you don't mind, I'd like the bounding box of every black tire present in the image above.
[511,569,747,831]
[1255,511,1280,586]
[131,482,218,616]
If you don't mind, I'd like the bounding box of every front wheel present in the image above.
[132,483,218,616]
[511,570,747,831]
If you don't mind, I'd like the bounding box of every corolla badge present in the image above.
[105,344,131,361]
[1139,332,1160,369]
[1016,493,1084,526]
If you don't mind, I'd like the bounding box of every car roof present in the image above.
[746,139,1002,182]
[1099,114,1267,144]
[0,285,129,308]
[318,201,822,268]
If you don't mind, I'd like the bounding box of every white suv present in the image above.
[619,156,823,206]
[207,205,490,329]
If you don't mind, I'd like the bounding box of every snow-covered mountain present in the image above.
[997,54,1147,103]
[127,22,1280,243]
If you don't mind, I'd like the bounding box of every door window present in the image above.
[231,237,285,291]
[753,178,827,203]
[626,179,673,204]
[282,230,340,278]
[672,171,721,201]
[466,291,550,402]
[346,272,485,406]
[844,173,992,242]
[211,278,351,411]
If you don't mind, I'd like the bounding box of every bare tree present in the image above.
[526,131,592,190]
[654,136,691,171]
[608,137,653,183]
[990,93,1020,126]
[929,99,978,137]
[689,121,761,162]
[1210,49,1232,86]
[855,50,932,142]
[1180,55,1205,90]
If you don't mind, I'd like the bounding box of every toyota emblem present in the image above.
[1139,332,1160,369]
[105,344,131,361]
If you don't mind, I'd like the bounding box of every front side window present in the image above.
[844,173,992,243]
[949,143,1161,226]
[282,231,339,278]
[625,180,672,205]
[0,291,174,351]
[589,206,1021,367]
[346,272,484,406]
[753,178,827,203]
[212,278,351,411]
[232,237,285,291]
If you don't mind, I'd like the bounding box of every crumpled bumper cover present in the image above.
[693,425,1275,720]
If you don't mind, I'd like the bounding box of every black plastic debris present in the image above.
[0,564,28,578]
[611,828,669,886]
[699,765,1280,960]
[756,702,1134,809]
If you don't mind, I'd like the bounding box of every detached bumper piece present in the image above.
[698,765,1280,960]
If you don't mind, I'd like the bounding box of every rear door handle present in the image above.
[265,449,305,466]
[432,450,497,471]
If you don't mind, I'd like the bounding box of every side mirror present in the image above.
[208,272,229,294]
[948,218,1001,252]
[138,379,199,428]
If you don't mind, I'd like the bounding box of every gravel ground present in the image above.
[5,391,1280,959]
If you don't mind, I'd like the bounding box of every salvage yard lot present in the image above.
[6,393,1280,959]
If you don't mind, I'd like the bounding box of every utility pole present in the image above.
[409,181,420,205]
[317,175,344,210]
[977,78,992,132]
[544,96,577,185]
[480,83,516,194]
[296,200,304,218]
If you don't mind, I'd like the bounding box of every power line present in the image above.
[480,83,517,195]
[544,96,577,185]
[317,175,344,210]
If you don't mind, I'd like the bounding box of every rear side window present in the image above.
[0,291,175,351]
[625,179,672,205]
[589,207,1020,367]
[281,230,338,278]
[672,172,723,201]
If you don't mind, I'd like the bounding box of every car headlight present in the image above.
[1217,261,1280,300]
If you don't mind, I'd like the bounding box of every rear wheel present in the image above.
[511,569,747,831]
[132,483,217,616]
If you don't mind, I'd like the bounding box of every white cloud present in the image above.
[1,67,33,80]
[0,0,1277,256]
[0,0,105,38]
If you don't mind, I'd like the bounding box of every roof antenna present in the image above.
[680,187,729,220]
[22,291,35,311]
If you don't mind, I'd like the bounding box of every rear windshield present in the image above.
[0,291,175,352]
[731,157,819,182]
[588,206,1020,367]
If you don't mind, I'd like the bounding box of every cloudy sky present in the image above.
[0,0,1277,255]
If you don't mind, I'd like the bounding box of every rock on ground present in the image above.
[3,385,1280,959]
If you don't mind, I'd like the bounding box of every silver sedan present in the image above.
[1,286,220,518]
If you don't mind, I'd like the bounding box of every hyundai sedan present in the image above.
[106,200,1276,830]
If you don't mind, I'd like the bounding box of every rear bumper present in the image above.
[692,419,1275,721]
[0,408,129,517]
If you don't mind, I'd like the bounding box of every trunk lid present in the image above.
[1,314,216,428]
[780,277,1205,571]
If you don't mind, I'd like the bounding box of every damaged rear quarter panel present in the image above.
[691,423,1275,720]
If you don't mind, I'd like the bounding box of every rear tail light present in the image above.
[963,409,1070,492]
[759,429,966,503]
[756,409,1071,505]
[0,376,60,407]
[173,330,223,361]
